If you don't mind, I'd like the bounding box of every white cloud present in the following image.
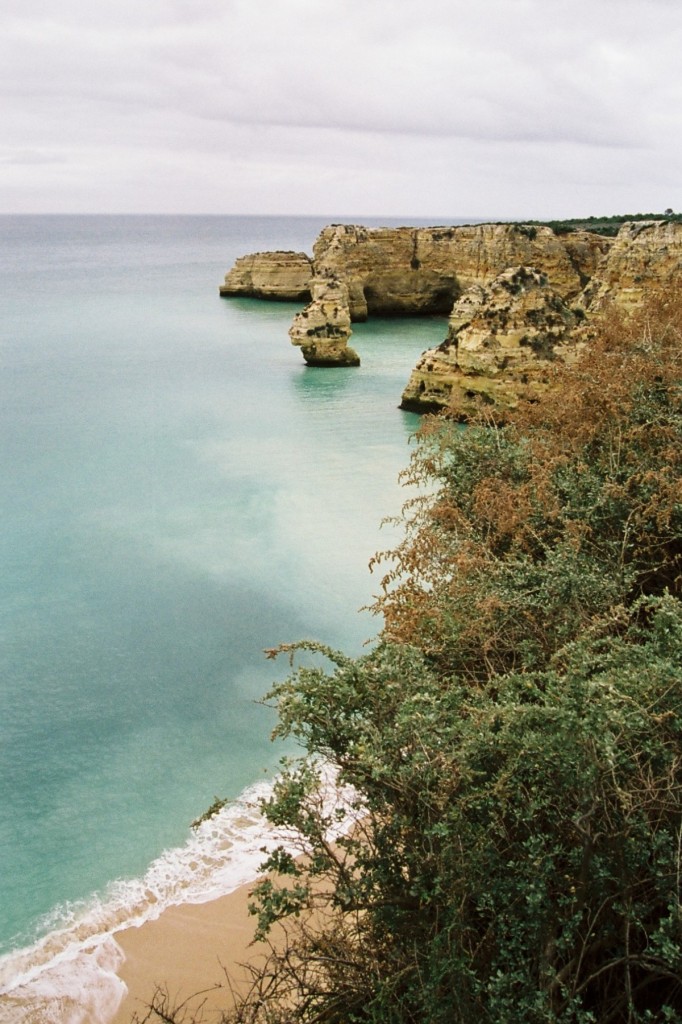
[1,0,680,215]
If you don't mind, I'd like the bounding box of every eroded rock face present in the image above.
[309,223,609,321]
[288,275,359,367]
[277,222,609,369]
[220,251,312,301]
[579,220,682,312]
[401,267,581,418]
[401,221,680,418]
[312,225,460,320]
[560,230,612,289]
[220,219,678,416]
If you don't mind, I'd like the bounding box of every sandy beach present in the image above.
[112,881,269,1024]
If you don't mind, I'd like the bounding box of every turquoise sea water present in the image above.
[0,215,449,1010]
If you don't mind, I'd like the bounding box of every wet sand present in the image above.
[112,881,270,1024]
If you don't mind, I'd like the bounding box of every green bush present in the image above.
[231,293,682,1023]
[143,294,682,1023]
[245,594,682,1023]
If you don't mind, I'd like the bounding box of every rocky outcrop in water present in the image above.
[220,219,680,414]
[401,266,581,417]
[220,251,312,301]
[266,223,607,368]
[288,274,359,367]
[311,225,460,320]
[310,222,607,321]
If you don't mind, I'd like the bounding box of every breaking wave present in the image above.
[0,767,359,1024]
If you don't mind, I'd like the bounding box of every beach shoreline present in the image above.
[0,765,358,1024]
[111,878,267,1024]
[0,875,270,1024]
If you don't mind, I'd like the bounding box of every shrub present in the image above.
[143,292,682,1024]
[231,291,682,1023]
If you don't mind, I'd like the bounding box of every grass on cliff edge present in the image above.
[510,211,682,236]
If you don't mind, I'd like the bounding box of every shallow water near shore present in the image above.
[0,214,450,1018]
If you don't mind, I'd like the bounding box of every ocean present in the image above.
[0,214,450,1021]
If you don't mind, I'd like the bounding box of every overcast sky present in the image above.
[1,0,680,218]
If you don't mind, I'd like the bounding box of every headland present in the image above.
[221,215,682,419]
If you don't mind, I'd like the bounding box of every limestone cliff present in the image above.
[220,219,678,416]
[311,222,608,320]
[578,219,682,312]
[220,250,312,301]
[312,225,459,319]
[401,220,680,417]
[401,267,581,418]
[276,223,609,368]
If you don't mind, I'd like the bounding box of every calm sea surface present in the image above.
[0,215,448,988]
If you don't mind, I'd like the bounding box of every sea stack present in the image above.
[221,218,681,417]
[288,273,359,367]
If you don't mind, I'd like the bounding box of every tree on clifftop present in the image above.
[144,293,682,1024]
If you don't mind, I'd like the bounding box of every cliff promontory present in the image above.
[220,219,680,418]
[400,219,681,416]
[309,222,607,322]
[401,266,581,417]
[220,250,312,301]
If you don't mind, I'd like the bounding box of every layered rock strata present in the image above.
[220,251,312,301]
[402,220,681,416]
[312,223,608,318]
[401,267,581,418]
[288,275,359,367]
[312,225,460,319]
[274,223,608,368]
[220,219,680,417]
[577,219,682,313]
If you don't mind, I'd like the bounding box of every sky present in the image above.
[1,0,681,219]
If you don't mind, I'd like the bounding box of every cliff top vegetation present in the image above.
[142,291,682,1024]
[509,211,682,237]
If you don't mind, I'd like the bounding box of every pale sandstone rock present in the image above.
[220,251,312,301]
[401,267,580,418]
[578,220,682,313]
[310,223,610,320]
[400,221,680,418]
[560,229,614,288]
[288,275,359,367]
[220,220,678,418]
[284,223,608,376]
[312,224,459,319]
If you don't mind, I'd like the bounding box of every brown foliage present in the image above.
[373,290,682,682]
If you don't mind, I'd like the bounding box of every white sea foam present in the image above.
[0,766,360,1024]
